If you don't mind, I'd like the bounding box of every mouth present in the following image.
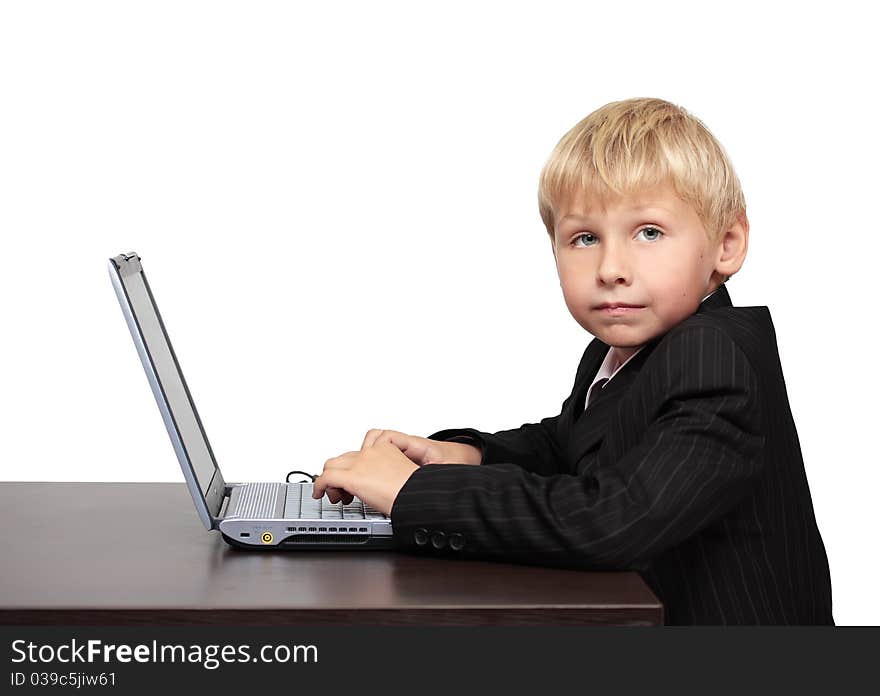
[594,303,645,310]
[593,302,645,316]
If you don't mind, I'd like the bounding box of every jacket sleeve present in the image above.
[425,417,566,476]
[392,324,766,570]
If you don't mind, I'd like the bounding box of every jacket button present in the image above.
[449,533,465,551]
[413,528,428,546]
[430,531,447,549]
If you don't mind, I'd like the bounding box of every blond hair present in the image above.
[538,97,745,245]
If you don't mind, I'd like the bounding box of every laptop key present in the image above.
[299,485,322,519]
[321,501,343,519]
[284,484,302,519]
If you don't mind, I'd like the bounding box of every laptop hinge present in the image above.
[204,468,228,528]
[218,488,232,519]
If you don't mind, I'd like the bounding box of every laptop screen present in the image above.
[109,253,220,500]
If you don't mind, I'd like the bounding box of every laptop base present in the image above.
[221,532,397,551]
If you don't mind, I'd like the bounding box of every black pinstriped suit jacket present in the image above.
[389,284,834,625]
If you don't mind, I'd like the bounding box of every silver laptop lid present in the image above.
[108,252,226,530]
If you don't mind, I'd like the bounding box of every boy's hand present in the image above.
[312,441,418,517]
[313,430,482,516]
[359,428,482,466]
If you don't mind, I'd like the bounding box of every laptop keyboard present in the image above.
[284,482,387,520]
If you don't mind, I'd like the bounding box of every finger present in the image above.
[312,477,327,499]
[313,471,355,501]
[364,430,410,456]
[313,474,347,499]
[361,428,386,451]
[325,486,353,505]
[372,431,429,466]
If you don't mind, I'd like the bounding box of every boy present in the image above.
[312,97,834,625]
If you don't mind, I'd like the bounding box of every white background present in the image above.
[1,1,876,625]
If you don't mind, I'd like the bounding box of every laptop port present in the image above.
[318,527,326,532]
[240,532,251,537]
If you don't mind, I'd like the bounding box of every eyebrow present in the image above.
[560,205,673,224]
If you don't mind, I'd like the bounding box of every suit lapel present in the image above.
[563,283,733,465]
[565,340,658,462]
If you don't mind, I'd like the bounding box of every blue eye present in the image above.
[572,233,598,247]
[637,226,664,241]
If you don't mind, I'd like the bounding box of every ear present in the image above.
[714,210,749,279]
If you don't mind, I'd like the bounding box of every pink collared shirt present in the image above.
[584,288,719,411]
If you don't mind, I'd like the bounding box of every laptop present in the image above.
[108,251,394,550]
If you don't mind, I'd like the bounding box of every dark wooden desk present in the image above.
[0,482,662,626]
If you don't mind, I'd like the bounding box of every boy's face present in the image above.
[552,181,746,362]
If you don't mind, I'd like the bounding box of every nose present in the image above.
[596,241,631,285]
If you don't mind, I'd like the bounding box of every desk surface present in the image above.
[0,482,662,625]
